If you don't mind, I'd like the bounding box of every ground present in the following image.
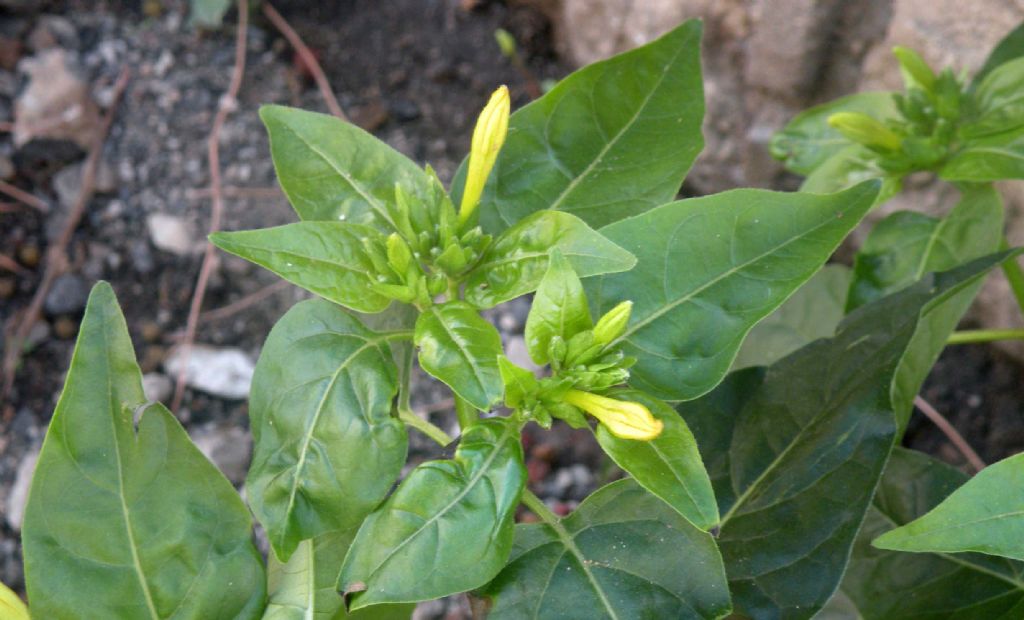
[0,0,1021,614]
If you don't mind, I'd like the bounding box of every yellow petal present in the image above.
[564,389,663,440]
[459,85,510,225]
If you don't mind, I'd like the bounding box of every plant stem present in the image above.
[1000,236,1024,319]
[381,329,415,341]
[397,407,453,446]
[454,395,477,429]
[397,406,565,529]
[948,328,1024,344]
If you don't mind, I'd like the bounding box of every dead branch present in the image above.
[199,279,291,322]
[0,180,49,214]
[914,395,986,473]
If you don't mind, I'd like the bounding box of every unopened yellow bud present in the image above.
[827,112,902,152]
[459,85,510,226]
[593,301,632,346]
[563,389,663,440]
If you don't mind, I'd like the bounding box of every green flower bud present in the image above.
[593,300,632,346]
[370,282,416,304]
[386,232,413,276]
[893,46,936,92]
[827,112,903,152]
[494,28,517,59]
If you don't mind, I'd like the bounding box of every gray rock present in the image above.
[142,372,172,403]
[146,212,203,256]
[14,49,99,149]
[44,273,89,315]
[190,423,252,485]
[5,447,39,531]
[164,345,255,399]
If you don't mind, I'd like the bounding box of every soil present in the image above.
[0,0,1021,615]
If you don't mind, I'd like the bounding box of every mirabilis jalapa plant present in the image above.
[11,18,1024,620]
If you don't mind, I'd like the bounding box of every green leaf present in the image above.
[593,389,718,530]
[973,21,1024,88]
[189,0,230,28]
[478,479,731,619]
[338,418,526,609]
[800,144,903,200]
[678,256,1011,619]
[414,301,504,410]
[524,249,593,365]
[0,581,28,620]
[260,105,431,226]
[732,264,850,370]
[453,20,704,233]
[848,185,1004,310]
[22,282,265,620]
[771,92,898,175]
[874,452,1024,561]
[591,180,879,402]
[498,355,539,409]
[464,210,635,309]
[265,531,414,620]
[833,448,1024,619]
[941,133,1024,181]
[211,223,392,313]
[248,299,408,561]
[963,57,1024,139]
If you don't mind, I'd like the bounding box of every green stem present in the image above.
[381,329,415,341]
[520,488,561,525]
[454,395,478,429]
[1000,236,1024,318]
[947,328,1024,345]
[397,407,453,446]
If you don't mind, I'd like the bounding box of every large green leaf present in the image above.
[874,452,1024,561]
[464,210,635,309]
[22,283,265,619]
[478,479,731,619]
[830,448,1024,619]
[338,418,526,609]
[940,133,1024,181]
[211,223,391,313]
[453,20,704,233]
[524,249,593,365]
[962,57,1024,139]
[248,299,408,561]
[973,21,1024,88]
[265,531,413,620]
[678,256,1010,619]
[414,301,504,410]
[770,92,898,175]
[799,144,901,198]
[260,105,431,226]
[593,389,718,531]
[847,185,1004,310]
[590,180,879,402]
[732,264,850,370]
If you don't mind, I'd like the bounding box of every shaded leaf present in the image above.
[265,531,413,620]
[771,92,898,175]
[261,105,431,226]
[248,299,407,561]
[593,390,718,530]
[464,211,635,309]
[211,223,391,313]
[591,181,879,402]
[940,134,1024,181]
[679,256,1011,619]
[453,20,704,232]
[973,21,1024,88]
[22,283,265,620]
[415,301,504,410]
[338,418,526,609]
[479,479,731,619]
[524,249,593,365]
[962,58,1024,139]
[874,452,1024,561]
[732,264,850,370]
[832,448,1024,619]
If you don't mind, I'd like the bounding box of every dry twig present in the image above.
[262,2,347,120]
[199,279,291,322]
[1,68,130,399]
[171,0,250,413]
[0,180,49,214]
[914,395,986,473]
[187,185,283,200]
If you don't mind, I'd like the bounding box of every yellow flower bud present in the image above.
[827,112,902,152]
[593,301,632,346]
[459,85,510,226]
[563,389,663,440]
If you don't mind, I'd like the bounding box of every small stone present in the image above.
[17,243,39,267]
[0,277,14,298]
[147,213,202,256]
[52,315,77,339]
[0,154,13,180]
[142,372,172,402]
[129,239,155,274]
[6,447,39,531]
[14,49,99,149]
[44,273,89,315]
[140,321,162,343]
[190,423,252,484]
[164,345,255,399]
[388,98,421,122]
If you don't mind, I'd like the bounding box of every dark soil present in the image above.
[0,0,1022,614]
